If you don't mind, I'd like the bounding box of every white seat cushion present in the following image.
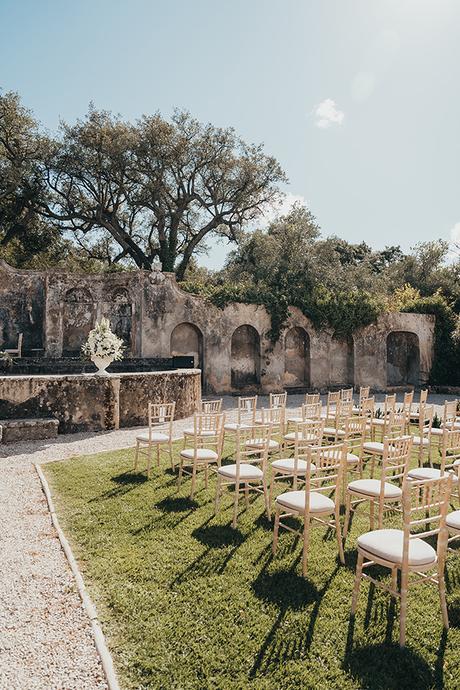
[358,528,436,566]
[323,427,346,436]
[348,478,402,499]
[429,427,444,436]
[446,510,460,533]
[224,422,251,431]
[323,449,359,464]
[271,458,316,475]
[136,432,169,443]
[183,428,215,437]
[287,416,303,424]
[218,463,263,480]
[363,441,385,454]
[276,490,335,514]
[371,418,386,426]
[412,435,430,446]
[180,448,218,461]
[245,438,279,450]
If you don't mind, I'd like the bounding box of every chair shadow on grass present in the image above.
[130,496,199,534]
[249,558,340,679]
[89,471,148,501]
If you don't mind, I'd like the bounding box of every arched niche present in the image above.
[108,287,132,351]
[62,287,95,356]
[284,326,310,388]
[387,331,420,386]
[170,322,204,370]
[231,324,260,389]
[330,334,354,386]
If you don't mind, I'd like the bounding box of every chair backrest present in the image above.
[192,412,225,452]
[402,391,414,415]
[401,475,452,569]
[418,403,434,436]
[302,401,322,421]
[237,395,257,424]
[440,429,460,473]
[259,406,285,430]
[382,435,413,484]
[343,415,367,443]
[270,392,287,409]
[324,391,341,419]
[442,400,458,429]
[336,399,354,420]
[361,396,375,419]
[148,402,175,435]
[341,387,354,402]
[383,393,397,415]
[291,419,325,452]
[235,424,271,468]
[305,442,347,511]
[305,393,320,405]
[201,399,223,414]
[359,386,370,405]
[419,389,429,406]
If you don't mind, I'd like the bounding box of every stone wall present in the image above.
[0,261,436,393]
[0,370,201,433]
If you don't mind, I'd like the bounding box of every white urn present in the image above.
[91,355,113,376]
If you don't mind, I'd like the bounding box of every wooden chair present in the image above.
[323,399,354,442]
[285,401,322,433]
[201,399,223,413]
[215,424,270,528]
[401,391,414,433]
[370,394,397,441]
[224,396,257,436]
[273,442,347,576]
[305,393,320,405]
[321,391,341,422]
[408,428,460,495]
[351,474,452,647]
[353,387,370,414]
[254,407,284,454]
[341,387,354,402]
[429,400,458,451]
[270,419,325,502]
[270,392,287,409]
[134,402,176,476]
[179,412,224,498]
[344,435,413,536]
[4,332,23,358]
[411,403,434,467]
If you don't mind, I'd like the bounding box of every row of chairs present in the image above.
[133,390,460,646]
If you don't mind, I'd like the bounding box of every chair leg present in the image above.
[178,458,183,488]
[335,509,345,565]
[169,441,174,470]
[190,463,197,499]
[263,476,270,520]
[268,471,275,508]
[147,444,152,479]
[134,442,139,470]
[351,552,364,615]
[344,491,352,538]
[391,567,397,595]
[439,570,449,629]
[232,482,239,528]
[399,569,409,647]
[302,515,311,577]
[156,444,160,467]
[244,482,250,508]
[204,465,209,490]
[272,506,280,554]
[214,474,221,515]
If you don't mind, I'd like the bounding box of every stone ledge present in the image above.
[0,417,59,442]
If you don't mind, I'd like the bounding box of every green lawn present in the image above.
[44,441,460,690]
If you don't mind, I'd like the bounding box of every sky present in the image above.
[1,0,459,269]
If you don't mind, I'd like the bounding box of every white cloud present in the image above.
[314,99,344,129]
[259,193,309,227]
[351,71,376,102]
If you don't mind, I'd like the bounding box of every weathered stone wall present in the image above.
[0,370,201,433]
[0,261,436,393]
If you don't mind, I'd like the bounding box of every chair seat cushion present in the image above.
[363,441,387,454]
[218,463,263,480]
[136,432,169,443]
[180,448,218,461]
[323,427,346,436]
[271,458,316,475]
[348,478,402,499]
[429,427,444,436]
[276,490,335,514]
[286,416,315,425]
[224,422,251,431]
[183,427,216,437]
[371,418,386,426]
[412,435,430,446]
[245,438,279,450]
[447,510,460,533]
[358,528,437,566]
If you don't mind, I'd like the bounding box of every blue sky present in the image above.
[1,0,459,268]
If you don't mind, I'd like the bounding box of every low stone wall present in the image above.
[0,370,201,434]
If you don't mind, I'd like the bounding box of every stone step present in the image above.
[0,418,59,443]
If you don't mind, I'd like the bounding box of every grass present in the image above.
[43,439,460,690]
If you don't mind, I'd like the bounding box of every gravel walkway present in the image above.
[0,392,455,689]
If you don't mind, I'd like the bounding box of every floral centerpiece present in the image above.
[82,318,124,376]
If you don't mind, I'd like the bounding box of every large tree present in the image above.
[42,108,286,277]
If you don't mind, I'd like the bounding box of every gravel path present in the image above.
[0,392,455,689]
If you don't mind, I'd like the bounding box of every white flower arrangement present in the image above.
[82,318,124,361]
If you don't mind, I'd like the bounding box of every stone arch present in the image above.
[62,287,95,356]
[170,322,203,370]
[330,334,354,386]
[108,287,132,350]
[284,326,310,388]
[386,331,420,386]
[231,324,260,389]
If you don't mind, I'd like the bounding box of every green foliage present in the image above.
[44,444,460,690]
